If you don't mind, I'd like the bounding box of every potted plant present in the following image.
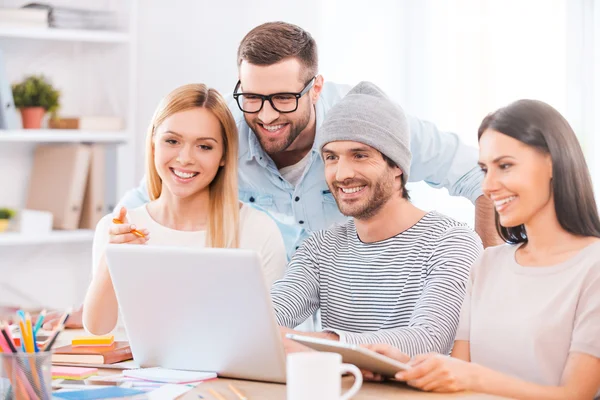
[12,75,60,129]
[0,208,16,233]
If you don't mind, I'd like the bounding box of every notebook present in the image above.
[123,367,217,384]
[52,366,98,380]
[79,144,106,229]
[52,341,132,364]
[26,144,91,230]
[72,335,114,347]
[52,360,139,370]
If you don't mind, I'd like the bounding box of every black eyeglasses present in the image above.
[233,77,316,114]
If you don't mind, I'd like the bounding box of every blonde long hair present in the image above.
[145,84,240,248]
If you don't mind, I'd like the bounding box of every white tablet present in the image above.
[286,334,411,377]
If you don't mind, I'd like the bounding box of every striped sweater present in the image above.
[271,211,483,356]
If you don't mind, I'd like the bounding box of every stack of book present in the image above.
[0,3,118,30]
[0,7,48,28]
[52,335,133,366]
[23,3,117,30]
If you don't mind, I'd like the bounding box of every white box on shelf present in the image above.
[18,209,53,234]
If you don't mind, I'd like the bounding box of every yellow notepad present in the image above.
[71,335,114,347]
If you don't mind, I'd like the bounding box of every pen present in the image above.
[112,218,146,238]
[229,383,248,400]
[18,319,28,352]
[33,310,46,337]
[44,309,70,352]
[25,312,37,353]
[208,388,227,400]
[17,310,26,351]
[0,323,18,353]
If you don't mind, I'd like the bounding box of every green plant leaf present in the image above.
[12,75,61,117]
[0,208,16,220]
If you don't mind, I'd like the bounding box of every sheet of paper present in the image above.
[147,384,194,399]
[123,367,216,383]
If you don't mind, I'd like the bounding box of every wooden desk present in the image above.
[182,377,507,400]
[56,330,507,400]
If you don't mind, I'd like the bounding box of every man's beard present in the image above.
[330,174,394,220]
[245,107,311,156]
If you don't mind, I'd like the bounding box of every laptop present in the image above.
[105,244,287,383]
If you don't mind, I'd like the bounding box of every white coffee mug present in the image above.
[287,352,362,400]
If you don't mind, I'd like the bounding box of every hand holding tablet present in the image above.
[286,334,411,378]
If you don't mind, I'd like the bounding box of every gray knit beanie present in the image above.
[317,81,411,183]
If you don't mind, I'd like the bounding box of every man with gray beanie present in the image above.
[270,82,483,356]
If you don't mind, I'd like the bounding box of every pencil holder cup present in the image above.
[0,352,52,400]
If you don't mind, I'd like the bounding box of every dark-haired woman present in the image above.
[360,99,600,399]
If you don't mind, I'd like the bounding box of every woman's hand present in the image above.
[41,307,83,330]
[109,207,149,244]
[395,353,480,393]
[360,344,410,381]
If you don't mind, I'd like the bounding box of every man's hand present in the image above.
[279,326,340,354]
[475,196,503,248]
[40,305,83,330]
[360,343,411,381]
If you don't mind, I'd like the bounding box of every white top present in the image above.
[456,242,600,390]
[278,151,312,187]
[92,204,287,288]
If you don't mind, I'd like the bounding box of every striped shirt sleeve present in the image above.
[326,227,482,356]
[270,233,322,328]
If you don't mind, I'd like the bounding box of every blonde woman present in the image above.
[83,84,286,335]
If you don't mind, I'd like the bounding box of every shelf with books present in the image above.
[0,229,94,246]
[0,26,129,43]
[0,130,129,144]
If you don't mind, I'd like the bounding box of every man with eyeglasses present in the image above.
[41,21,498,331]
[227,22,497,255]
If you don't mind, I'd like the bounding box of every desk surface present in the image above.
[56,329,507,400]
[182,377,506,400]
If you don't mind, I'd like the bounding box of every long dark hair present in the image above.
[478,99,600,244]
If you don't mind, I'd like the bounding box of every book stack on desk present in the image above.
[52,335,133,365]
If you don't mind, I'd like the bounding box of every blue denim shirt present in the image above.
[118,82,483,259]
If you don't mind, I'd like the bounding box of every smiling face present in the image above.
[238,58,320,156]
[478,129,554,228]
[322,141,403,220]
[153,107,225,200]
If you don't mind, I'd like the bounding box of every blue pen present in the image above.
[33,335,39,353]
[32,310,46,352]
[33,310,46,337]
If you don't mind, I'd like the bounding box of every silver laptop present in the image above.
[105,244,287,383]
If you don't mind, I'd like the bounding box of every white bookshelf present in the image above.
[0,1,138,309]
[0,26,129,43]
[0,129,129,143]
[0,230,94,245]
[0,0,138,226]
